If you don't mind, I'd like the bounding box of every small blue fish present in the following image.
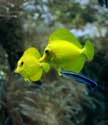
[61,71,97,88]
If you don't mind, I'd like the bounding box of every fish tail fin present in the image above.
[82,40,94,61]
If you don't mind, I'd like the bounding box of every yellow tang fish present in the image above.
[15,47,49,81]
[40,28,94,75]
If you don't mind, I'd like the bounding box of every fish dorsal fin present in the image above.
[24,47,41,59]
[49,28,82,48]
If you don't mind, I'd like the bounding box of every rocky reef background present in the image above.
[0,0,107,125]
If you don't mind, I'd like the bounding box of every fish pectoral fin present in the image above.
[41,62,50,73]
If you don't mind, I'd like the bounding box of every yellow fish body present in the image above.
[40,28,94,74]
[15,28,94,82]
[15,47,49,81]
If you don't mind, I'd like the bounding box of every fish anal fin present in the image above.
[29,69,43,81]
[63,55,85,73]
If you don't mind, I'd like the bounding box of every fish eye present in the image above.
[45,49,49,54]
[20,61,24,66]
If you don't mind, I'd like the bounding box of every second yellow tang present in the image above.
[40,28,94,74]
[15,47,49,81]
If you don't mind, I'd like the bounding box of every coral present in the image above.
[4,75,97,125]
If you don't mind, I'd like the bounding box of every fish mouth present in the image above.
[14,67,23,74]
[39,54,48,62]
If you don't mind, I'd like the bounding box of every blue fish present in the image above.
[61,71,97,88]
